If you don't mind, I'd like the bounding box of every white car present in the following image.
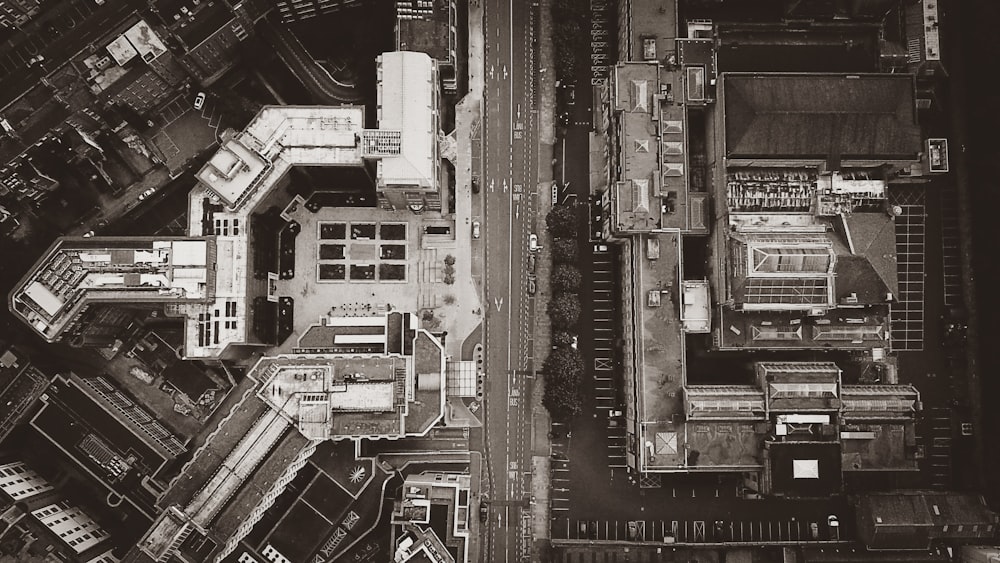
[472,221,480,239]
[194,92,206,110]
[138,187,157,201]
[570,335,578,349]
[594,243,608,253]
[827,515,840,540]
[529,233,538,252]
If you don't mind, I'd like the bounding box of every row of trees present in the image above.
[552,0,588,82]
[541,204,584,420]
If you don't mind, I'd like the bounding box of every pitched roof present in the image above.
[724,74,920,161]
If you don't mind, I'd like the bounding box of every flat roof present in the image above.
[630,232,687,471]
[8,237,215,342]
[623,0,678,62]
[767,441,842,497]
[723,73,921,162]
[841,422,917,471]
[375,52,437,189]
[685,421,764,468]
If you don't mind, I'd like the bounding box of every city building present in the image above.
[392,471,471,563]
[11,53,443,358]
[615,0,678,64]
[273,0,366,23]
[855,492,998,550]
[170,1,251,85]
[0,459,119,563]
[961,546,1000,563]
[710,73,921,352]
[0,346,50,444]
[90,21,187,115]
[395,0,459,93]
[124,312,445,563]
[370,51,443,212]
[29,373,187,517]
[0,0,40,29]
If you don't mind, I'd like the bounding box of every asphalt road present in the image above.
[480,0,538,562]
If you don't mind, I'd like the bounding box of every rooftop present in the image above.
[716,305,892,350]
[609,63,690,234]
[766,440,843,497]
[630,232,686,471]
[840,421,917,472]
[373,52,438,189]
[623,0,678,62]
[723,73,921,163]
[8,237,215,343]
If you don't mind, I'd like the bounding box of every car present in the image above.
[138,187,157,201]
[570,335,578,349]
[529,233,539,252]
[810,522,820,539]
[471,176,480,193]
[594,243,608,253]
[609,409,623,418]
[627,521,639,541]
[588,520,598,539]
[578,521,588,537]
[472,221,480,239]
[193,91,206,110]
[714,520,725,539]
[827,515,839,540]
[82,230,95,238]
[479,500,489,522]
[527,276,536,295]
[528,253,536,274]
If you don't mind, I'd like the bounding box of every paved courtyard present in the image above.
[273,204,481,360]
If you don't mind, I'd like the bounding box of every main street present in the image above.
[480,0,538,562]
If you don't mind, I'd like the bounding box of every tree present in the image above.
[551,264,582,293]
[547,292,580,329]
[551,330,576,347]
[542,347,584,385]
[546,204,578,238]
[551,238,578,263]
[543,374,582,420]
[542,347,584,420]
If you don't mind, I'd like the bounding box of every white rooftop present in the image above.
[376,51,437,189]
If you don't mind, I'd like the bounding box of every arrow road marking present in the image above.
[495,297,504,311]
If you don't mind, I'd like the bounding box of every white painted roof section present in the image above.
[195,106,365,210]
[185,105,366,358]
[376,51,436,188]
[24,281,63,317]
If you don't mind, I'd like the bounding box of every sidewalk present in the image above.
[530,0,557,552]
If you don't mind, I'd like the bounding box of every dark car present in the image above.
[472,176,480,193]
[479,497,489,522]
[528,253,536,274]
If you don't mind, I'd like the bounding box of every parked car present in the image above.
[528,253,536,273]
[479,496,489,522]
[472,220,481,239]
[529,233,539,251]
[809,522,820,539]
[827,515,839,540]
[527,275,536,295]
[609,409,623,418]
[194,91,206,110]
[627,521,639,541]
[594,243,608,253]
[570,335,578,349]
[472,176,480,193]
[714,520,725,540]
[138,187,157,201]
[588,520,598,539]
